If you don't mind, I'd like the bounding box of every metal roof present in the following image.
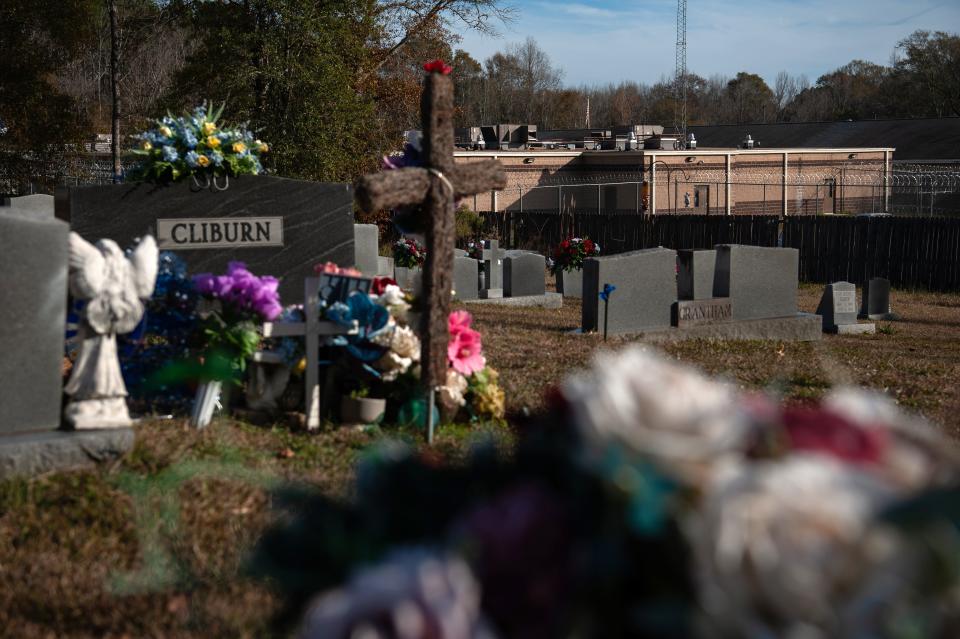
[685,118,960,161]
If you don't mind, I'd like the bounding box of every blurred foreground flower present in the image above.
[298,548,496,639]
[562,346,751,480]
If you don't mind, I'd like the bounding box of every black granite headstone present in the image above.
[860,277,894,320]
[677,249,716,300]
[56,176,354,302]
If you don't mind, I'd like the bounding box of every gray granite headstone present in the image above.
[56,176,354,302]
[556,268,582,298]
[395,266,422,295]
[713,245,798,320]
[453,257,479,300]
[0,210,68,434]
[504,253,546,297]
[582,248,676,334]
[860,277,894,320]
[677,249,716,300]
[353,224,379,276]
[377,255,395,278]
[816,281,858,331]
[5,194,55,218]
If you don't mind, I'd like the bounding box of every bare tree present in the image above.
[370,0,515,73]
[774,71,798,120]
[109,0,121,181]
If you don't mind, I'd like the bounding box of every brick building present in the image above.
[454,144,894,216]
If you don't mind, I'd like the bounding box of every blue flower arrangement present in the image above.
[129,103,268,184]
[118,251,200,413]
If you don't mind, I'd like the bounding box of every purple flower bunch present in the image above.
[193,261,282,320]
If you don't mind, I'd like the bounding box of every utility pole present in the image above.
[674,0,688,147]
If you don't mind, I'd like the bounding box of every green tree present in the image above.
[895,30,960,117]
[725,72,776,124]
[168,0,377,182]
[0,0,98,192]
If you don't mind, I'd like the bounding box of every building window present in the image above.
[694,185,709,208]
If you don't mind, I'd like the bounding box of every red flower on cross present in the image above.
[423,59,453,75]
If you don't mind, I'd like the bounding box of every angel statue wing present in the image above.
[68,232,106,300]
[128,234,159,300]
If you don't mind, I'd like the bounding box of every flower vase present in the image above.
[191,380,223,428]
[340,396,387,426]
[557,268,583,298]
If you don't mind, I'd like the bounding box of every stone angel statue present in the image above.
[64,233,158,429]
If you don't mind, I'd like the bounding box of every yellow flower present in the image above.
[197,154,210,167]
[295,357,306,374]
[142,141,152,151]
[232,141,247,154]
[206,135,221,149]
[202,122,217,135]
[159,126,173,138]
[255,139,269,153]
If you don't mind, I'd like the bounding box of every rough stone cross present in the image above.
[355,64,506,407]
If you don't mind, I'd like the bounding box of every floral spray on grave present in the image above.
[129,102,269,190]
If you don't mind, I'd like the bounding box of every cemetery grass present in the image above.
[3,286,960,636]
[0,419,512,638]
[470,284,960,438]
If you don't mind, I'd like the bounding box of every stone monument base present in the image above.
[573,313,821,343]
[0,428,135,479]
[833,323,876,335]
[464,292,562,309]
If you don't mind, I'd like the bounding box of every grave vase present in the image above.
[340,396,386,426]
[191,380,223,428]
[557,268,583,298]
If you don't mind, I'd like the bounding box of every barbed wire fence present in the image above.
[477,161,960,223]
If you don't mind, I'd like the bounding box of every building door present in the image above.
[693,185,710,213]
[823,178,836,214]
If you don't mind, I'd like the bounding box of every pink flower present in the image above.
[448,309,474,335]
[447,310,486,374]
[449,327,485,375]
[782,406,888,465]
[313,261,362,277]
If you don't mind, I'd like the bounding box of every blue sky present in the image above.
[455,0,960,87]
